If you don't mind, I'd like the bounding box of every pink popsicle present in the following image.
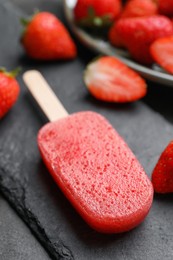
[24,71,153,233]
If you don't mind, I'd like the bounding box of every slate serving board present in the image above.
[0,195,50,260]
[1,0,173,259]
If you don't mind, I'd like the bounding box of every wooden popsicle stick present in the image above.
[23,70,68,122]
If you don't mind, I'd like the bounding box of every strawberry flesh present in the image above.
[84,56,147,103]
[150,36,173,74]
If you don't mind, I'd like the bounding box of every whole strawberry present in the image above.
[108,22,125,48]
[0,68,20,119]
[116,15,173,65]
[120,0,158,18]
[21,12,77,60]
[152,141,173,193]
[109,0,158,48]
[74,0,122,27]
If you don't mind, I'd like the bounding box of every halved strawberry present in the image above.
[116,15,173,65]
[84,56,147,103]
[150,36,173,74]
[152,141,173,193]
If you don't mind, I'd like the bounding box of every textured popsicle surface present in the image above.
[38,111,153,233]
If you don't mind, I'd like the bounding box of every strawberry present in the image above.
[152,141,173,193]
[0,68,20,119]
[108,22,125,48]
[158,0,173,17]
[21,12,77,60]
[74,0,122,27]
[84,56,147,103]
[116,15,173,65]
[150,36,173,74]
[109,0,159,49]
[120,0,158,18]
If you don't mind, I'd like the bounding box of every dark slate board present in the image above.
[0,195,50,260]
[1,0,173,259]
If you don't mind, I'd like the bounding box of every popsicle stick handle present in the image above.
[23,70,68,122]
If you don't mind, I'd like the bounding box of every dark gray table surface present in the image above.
[1,0,173,259]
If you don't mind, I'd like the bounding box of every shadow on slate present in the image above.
[1,0,173,259]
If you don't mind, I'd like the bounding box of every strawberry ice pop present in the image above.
[23,70,153,233]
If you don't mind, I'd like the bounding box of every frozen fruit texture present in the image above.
[38,111,153,233]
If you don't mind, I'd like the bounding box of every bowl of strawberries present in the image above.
[64,0,173,86]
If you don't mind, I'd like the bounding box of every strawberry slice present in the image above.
[84,56,147,103]
[150,36,173,74]
[152,141,173,194]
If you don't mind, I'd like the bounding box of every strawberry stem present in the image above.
[0,67,22,78]
[20,9,40,27]
[20,18,31,27]
[10,67,22,77]
[77,6,113,28]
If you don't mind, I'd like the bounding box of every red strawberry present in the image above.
[158,0,173,17]
[116,15,173,65]
[21,12,77,60]
[120,0,158,18]
[150,36,173,74]
[0,68,20,119]
[84,56,147,103]
[74,0,122,27]
[108,21,125,48]
[152,141,173,193]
